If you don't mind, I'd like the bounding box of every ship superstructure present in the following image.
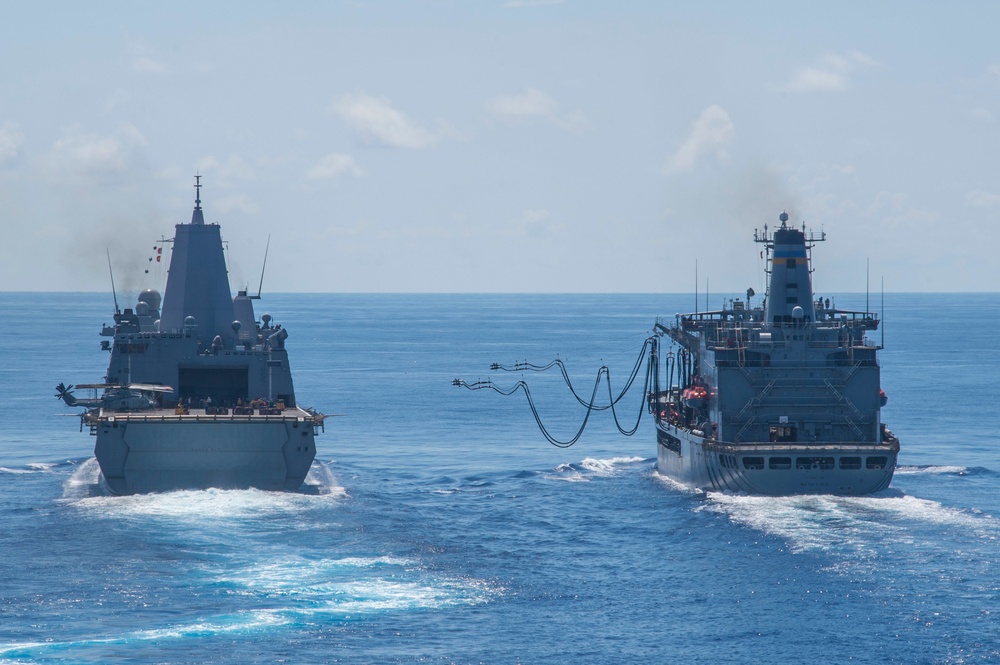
[650,212,899,494]
[58,178,324,495]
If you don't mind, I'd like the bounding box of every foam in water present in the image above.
[61,458,348,507]
[0,462,60,475]
[0,467,35,475]
[895,465,970,476]
[651,469,703,495]
[699,491,1000,557]
[0,556,495,659]
[549,456,648,481]
[10,463,496,661]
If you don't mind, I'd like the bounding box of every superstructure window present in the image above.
[769,457,791,470]
[769,426,798,443]
[743,457,765,470]
[796,457,835,470]
[840,457,862,470]
[866,456,888,470]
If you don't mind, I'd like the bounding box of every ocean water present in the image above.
[1,292,999,664]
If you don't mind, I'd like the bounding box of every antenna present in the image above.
[695,259,698,314]
[866,257,870,314]
[107,249,120,314]
[253,234,271,300]
[881,276,885,348]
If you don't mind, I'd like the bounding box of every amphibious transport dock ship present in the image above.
[58,179,324,495]
[650,212,899,494]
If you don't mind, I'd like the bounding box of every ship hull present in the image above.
[656,422,897,496]
[91,412,317,495]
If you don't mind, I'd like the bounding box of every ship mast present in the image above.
[754,211,826,327]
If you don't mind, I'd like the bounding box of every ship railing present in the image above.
[707,441,892,453]
[707,338,877,350]
[94,407,324,425]
[663,316,877,335]
[716,358,876,370]
[668,421,887,450]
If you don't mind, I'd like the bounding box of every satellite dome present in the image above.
[135,302,149,316]
[138,288,161,311]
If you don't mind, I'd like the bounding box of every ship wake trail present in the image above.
[453,338,655,447]
[698,491,1000,561]
[0,554,496,661]
[548,456,648,482]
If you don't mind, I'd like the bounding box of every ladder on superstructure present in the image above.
[736,325,746,367]
[823,379,866,440]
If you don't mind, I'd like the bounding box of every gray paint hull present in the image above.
[60,184,326,495]
[93,417,317,495]
[656,422,896,495]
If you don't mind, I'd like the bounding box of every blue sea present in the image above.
[1,292,999,664]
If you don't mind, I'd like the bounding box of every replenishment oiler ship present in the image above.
[57,178,324,495]
[650,212,899,494]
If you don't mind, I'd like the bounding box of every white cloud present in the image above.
[49,125,147,176]
[665,105,735,174]
[487,88,559,117]
[331,93,437,149]
[54,134,127,171]
[485,88,591,133]
[307,153,363,180]
[784,51,881,93]
[0,123,25,168]
[966,190,1000,207]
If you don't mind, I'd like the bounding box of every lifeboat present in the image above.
[682,385,708,409]
[879,389,888,407]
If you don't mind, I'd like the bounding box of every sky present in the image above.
[1,1,999,296]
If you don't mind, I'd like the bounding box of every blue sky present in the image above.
[1,1,998,295]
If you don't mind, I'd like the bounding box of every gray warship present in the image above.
[650,212,899,494]
[57,178,325,495]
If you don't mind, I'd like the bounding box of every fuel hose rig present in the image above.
[452,336,665,448]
